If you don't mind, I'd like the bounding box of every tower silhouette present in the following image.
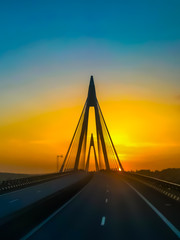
[60,76,124,172]
[85,134,99,172]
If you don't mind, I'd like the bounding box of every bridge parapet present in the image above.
[0,172,71,195]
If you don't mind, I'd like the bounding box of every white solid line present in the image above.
[20,183,89,240]
[105,198,108,203]
[9,198,18,203]
[124,180,180,239]
[101,216,106,226]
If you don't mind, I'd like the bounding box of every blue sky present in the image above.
[0,0,180,125]
[0,0,180,121]
[1,0,180,54]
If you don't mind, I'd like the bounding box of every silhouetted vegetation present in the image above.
[131,168,180,184]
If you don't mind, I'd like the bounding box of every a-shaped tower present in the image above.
[60,76,124,172]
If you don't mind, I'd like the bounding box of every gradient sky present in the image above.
[0,0,180,173]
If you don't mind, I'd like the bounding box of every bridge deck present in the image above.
[23,172,180,240]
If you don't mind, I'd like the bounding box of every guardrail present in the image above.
[124,172,180,202]
[0,172,71,195]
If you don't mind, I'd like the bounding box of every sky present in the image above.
[0,0,180,173]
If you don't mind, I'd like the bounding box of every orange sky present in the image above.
[0,84,180,173]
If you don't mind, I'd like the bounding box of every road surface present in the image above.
[22,172,180,240]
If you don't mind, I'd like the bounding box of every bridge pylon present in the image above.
[60,76,124,172]
[85,134,99,172]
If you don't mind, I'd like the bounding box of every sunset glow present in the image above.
[0,1,180,173]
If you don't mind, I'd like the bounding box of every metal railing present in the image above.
[0,172,71,195]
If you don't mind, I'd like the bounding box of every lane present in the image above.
[124,180,180,238]
[120,173,180,230]
[0,172,87,220]
[25,172,179,240]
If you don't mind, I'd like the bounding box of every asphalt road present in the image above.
[22,172,180,240]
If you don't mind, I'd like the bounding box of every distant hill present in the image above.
[132,168,180,184]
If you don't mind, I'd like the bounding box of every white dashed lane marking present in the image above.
[101,216,106,226]
[9,199,18,203]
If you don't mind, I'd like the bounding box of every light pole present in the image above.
[57,155,63,172]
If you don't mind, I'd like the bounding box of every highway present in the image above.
[21,172,180,240]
